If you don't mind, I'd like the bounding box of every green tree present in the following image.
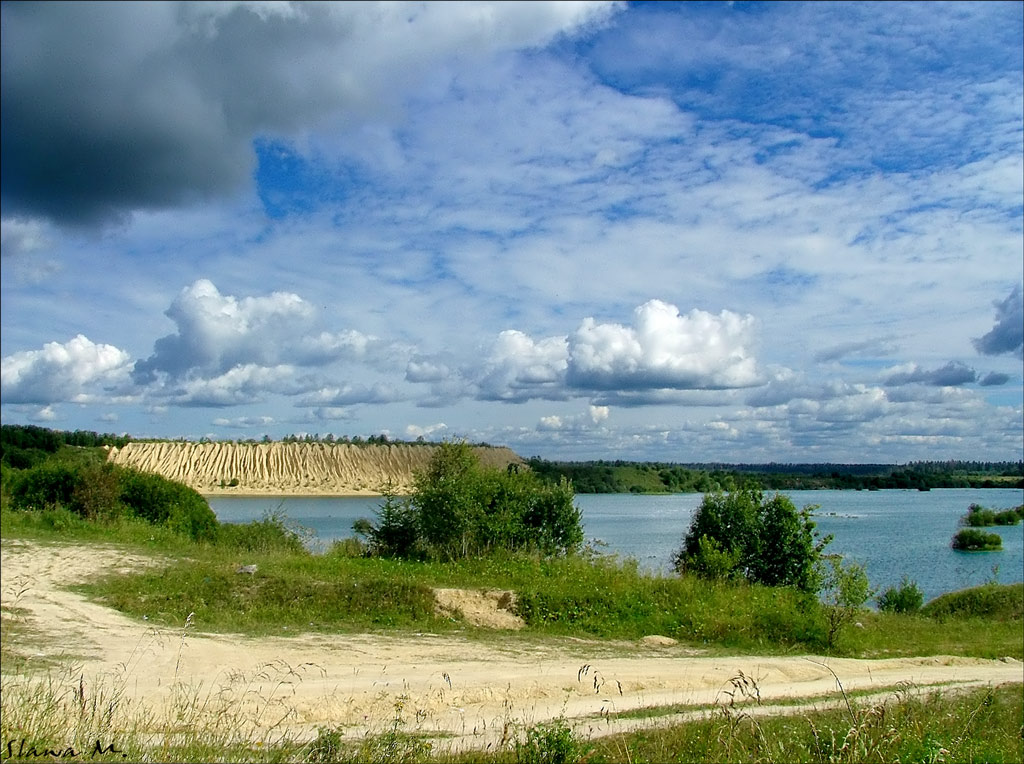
[820,555,872,649]
[673,489,829,594]
[403,441,583,560]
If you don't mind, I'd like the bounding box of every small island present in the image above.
[951,527,1004,551]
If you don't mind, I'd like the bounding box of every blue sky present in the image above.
[2,1,1022,463]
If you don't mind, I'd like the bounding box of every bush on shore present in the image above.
[7,460,218,542]
[356,441,584,560]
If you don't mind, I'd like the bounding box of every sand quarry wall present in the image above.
[106,441,524,496]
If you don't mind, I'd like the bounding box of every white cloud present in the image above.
[132,279,395,389]
[1,334,132,404]
[475,330,569,402]
[567,300,759,391]
[404,422,448,440]
[171,363,300,407]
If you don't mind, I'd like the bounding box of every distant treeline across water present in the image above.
[2,425,1021,494]
[526,458,1024,493]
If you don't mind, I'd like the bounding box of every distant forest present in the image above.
[2,424,1021,492]
[526,458,1024,493]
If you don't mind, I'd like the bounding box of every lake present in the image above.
[208,488,1024,603]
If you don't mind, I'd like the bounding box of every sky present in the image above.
[1,1,1022,464]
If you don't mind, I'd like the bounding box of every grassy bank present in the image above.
[3,504,1022,659]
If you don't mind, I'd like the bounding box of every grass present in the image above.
[2,503,1023,763]
[3,503,1022,659]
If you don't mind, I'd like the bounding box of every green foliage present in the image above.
[217,512,307,554]
[951,528,1003,551]
[876,576,923,614]
[7,453,217,542]
[118,468,218,541]
[363,489,423,559]
[515,718,592,764]
[820,555,872,650]
[362,441,584,560]
[673,489,828,593]
[921,582,1023,621]
[527,457,1024,492]
[9,462,81,510]
[965,503,1023,526]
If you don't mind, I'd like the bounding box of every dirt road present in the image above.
[2,539,1020,753]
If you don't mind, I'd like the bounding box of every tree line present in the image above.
[527,458,1024,492]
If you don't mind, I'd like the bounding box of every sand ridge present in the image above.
[106,441,523,496]
[3,539,1021,754]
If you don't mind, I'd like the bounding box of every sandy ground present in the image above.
[2,539,1021,754]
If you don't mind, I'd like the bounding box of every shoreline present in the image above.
[200,487,387,498]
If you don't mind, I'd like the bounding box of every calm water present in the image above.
[209,488,1024,603]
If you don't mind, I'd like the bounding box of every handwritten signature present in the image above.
[3,739,127,760]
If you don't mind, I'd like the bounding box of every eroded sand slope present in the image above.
[107,441,523,496]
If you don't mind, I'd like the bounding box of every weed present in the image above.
[514,718,592,764]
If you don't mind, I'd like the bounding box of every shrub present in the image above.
[362,441,584,560]
[515,718,592,764]
[877,576,924,613]
[673,489,829,593]
[118,468,218,541]
[360,489,422,559]
[216,512,307,554]
[951,528,1002,551]
[921,583,1024,621]
[9,462,81,510]
[820,555,872,649]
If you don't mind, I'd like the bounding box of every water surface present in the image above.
[209,488,1024,602]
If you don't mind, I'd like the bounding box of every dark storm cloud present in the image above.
[1,2,253,224]
[0,1,615,226]
[973,285,1024,359]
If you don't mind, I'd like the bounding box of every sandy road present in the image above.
[2,539,1021,753]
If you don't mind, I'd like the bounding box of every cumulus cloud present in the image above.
[297,383,402,407]
[475,330,569,402]
[973,285,1024,358]
[0,1,618,225]
[405,422,448,440]
[883,361,978,387]
[1,334,132,404]
[566,300,759,391]
[133,280,379,384]
[171,364,302,407]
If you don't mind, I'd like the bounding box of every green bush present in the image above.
[361,441,583,560]
[118,468,218,541]
[216,513,307,554]
[877,576,924,613]
[515,718,592,764]
[673,489,828,593]
[951,528,1002,551]
[9,462,81,510]
[921,583,1024,621]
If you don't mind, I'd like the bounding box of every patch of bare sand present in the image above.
[433,588,525,630]
[2,539,1021,754]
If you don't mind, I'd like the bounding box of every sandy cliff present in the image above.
[106,441,524,496]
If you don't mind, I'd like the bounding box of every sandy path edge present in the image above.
[3,539,1021,754]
